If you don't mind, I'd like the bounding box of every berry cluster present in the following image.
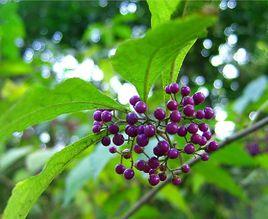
[92,83,218,186]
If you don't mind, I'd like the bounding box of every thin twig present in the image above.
[121,116,268,219]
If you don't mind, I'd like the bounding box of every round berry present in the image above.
[199,136,207,146]
[183,105,195,117]
[129,95,140,106]
[181,86,191,96]
[137,125,145,134]
[169,83,179,94]
[92,125,101,133]
[148,174,160,186]
[136,134,149,147]
[191,134,202,144]
[148,157,160,169]
[157,141,169,154]
[206,141,218,152]
[177,126,187,137]
[167,100,178,111]
[199,123,209,132]
[135,160,146,171]
[158,172,167,181]
[109,146,117,153]
[93,110,102,121]
[153,146,162,157]
[124,169,135,180]
[184,143,195,154]
[125,125,138,137]
[101,136,111,146]
[182,96,194,106]
[193,92,205,105]
[108,124,119,134]
[182,164,190,173]
[134,101,147,113]
[196,110,205,119]
[154,108,166,120]
[143,163,151,173]
[187,123,198,134]
[126,112,138,125]
[201,152,209,161]
[101,110,112,122]
[204,107,215,119]
[159,164,166,172]
[144,124,156,137]
[112,134,125,146]
[168,148,179,159]
[172,176,182,185]
[115,164,126,174]
[166,122,179,134]
[170,110,181,122]
[203,131,212,140]
[133,144,143,154]
[165,85,171,94]
[122,148,131,159]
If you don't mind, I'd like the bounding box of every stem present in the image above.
[121,116,268,219]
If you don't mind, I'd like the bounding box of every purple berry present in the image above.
[143,163,151,173]
[124,169,135,180]
[144,124,156,137]
[199,123,209,132]
[137,125,145,134]
[187,123,198,134]
[172,177,182,185]
[159,172,167,181]
[136,134,149,147]
[170,110,182,122]
[92,125,101,133]
[166,122,179,134]
[182,164,190,173]
[199,136,207,146]
[109,146,117,153]
[101,136,111,146]
[126,112,138,125]
[167,100,178,111]
[201,152,209,161]
[204,107,215,119]
[153,146,162,157]
[122,148,131,159]
[101,110,112,122]
[115,164,126,174]
[203,131,212,140]
[165,85,171,94]
[168,148,179,159]
[154,108,166,120]
[93,110,102,121]
[191,134,202,144]
[193,92,205,105]
[184,143,195,154]
[182,96,194,106]
[181,86,191,96]
[112,134,125,146]
[134,101,147,113]
[157,141,169,154]
[108,124,119,134]
[148,174,160,186]
[196,110,205,119]
[169,83,179,94]
[148,157,160,169]
[125,125,138,137]
[177,126,187,137]
[129,95,140,106]
[207,141,218,152]
[135,160,146,171]
[133,144,143,154]
[183,105,195,117]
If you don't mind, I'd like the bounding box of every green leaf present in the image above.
[0,78,125,141]
[3,132,105,219]
[0,62,33,77]
[147,0,181,28]
[255,154,268,169]
[112,15,216,101]
[194,163,247,200]
[0,146,32,172]
[63,145,114,205]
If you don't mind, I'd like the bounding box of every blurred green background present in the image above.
[0,1,268,218]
